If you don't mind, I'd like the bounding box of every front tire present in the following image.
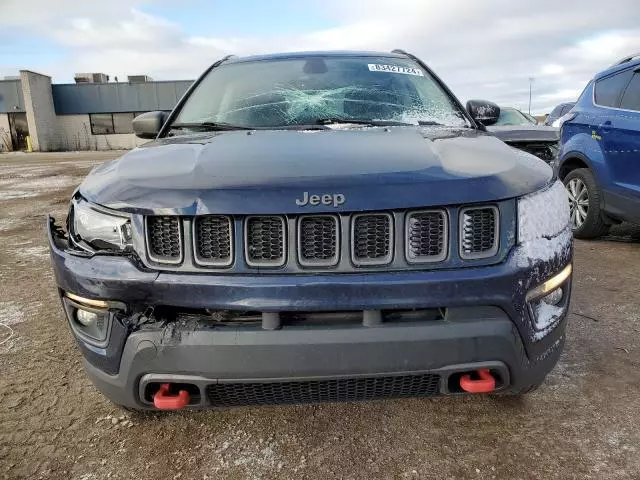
[564,168,610,239]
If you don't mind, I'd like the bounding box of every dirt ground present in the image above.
[0,151,639,480]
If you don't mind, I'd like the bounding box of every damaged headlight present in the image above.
[71,198,132,251]
[516,180,571,264]
[518,182,573,339]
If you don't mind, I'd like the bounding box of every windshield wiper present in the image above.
[170,122,332,132]
[314,118,415,127]
[170,122,251,131]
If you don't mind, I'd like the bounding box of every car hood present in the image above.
[487,125,559,143]
[80,127,552,214]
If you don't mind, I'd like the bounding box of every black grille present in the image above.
[194,216,232,266]
[246,216,285,266]
[144,207,501,270]
[406,210,447,262]
[205,374,441,406]
[460,207,498,259]
[298,216,339,266]
[352,214,392,265]
[146,216,182,262]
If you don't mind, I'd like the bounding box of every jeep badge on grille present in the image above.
[295,192,345,207]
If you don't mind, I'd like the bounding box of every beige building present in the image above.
[0,71,192,152]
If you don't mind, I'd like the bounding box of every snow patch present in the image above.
[0,190,38,200]
[515,180,571,267]
[0,175,82,201]
[0,302,26,327]
[533,302,565,340]
[17,175,81,191]
[15,245,49,259]
[232,446,277,468]
[0,217,24,231]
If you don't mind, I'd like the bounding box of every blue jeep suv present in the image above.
[48,50,572,410]
[559,54,640,238]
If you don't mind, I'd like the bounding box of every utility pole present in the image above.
[528,77,534,114]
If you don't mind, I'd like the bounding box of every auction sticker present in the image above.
[368,64,424,76]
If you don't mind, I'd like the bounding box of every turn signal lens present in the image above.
[526,264,572,302]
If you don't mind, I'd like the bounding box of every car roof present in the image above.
[225,50,408,64]
[595,55,640,80]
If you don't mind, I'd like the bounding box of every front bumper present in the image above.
[48,217,572,408]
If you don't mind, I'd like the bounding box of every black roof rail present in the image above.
[391,49,410,56]
[611,52,640,67]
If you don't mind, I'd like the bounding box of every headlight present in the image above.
[517,182,573,339]
[516,180,571,267]
[72,199,132,251]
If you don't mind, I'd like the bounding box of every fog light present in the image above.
[76,309,99,326]
[542,288,563,306]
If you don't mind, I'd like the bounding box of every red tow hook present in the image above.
[153,383,190,410]
[459,369,496,393]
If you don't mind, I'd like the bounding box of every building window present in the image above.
[89,113,137,135]
[90,114,115,134]
[113,113,135,134]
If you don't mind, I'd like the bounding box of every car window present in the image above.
[549,105,563,118]
[494,108,531,126]
[619,72,640,111]
[546,105,563,124]
[172,56,469,129]
[594,69,634,107]
[559,104,572,115]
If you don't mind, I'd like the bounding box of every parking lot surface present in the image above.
[1,151,639,480]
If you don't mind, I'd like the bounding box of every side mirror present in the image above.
[132,111,167,139]
[466,100,500,126]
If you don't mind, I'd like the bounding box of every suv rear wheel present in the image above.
[564,168,610,239]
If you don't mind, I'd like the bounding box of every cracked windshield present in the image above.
[172,56,469,129]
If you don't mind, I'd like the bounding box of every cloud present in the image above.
[541,64,565,76]
[52,10,182,50]
[0,0,152,26]
[2,1,640,114]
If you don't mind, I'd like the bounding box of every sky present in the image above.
[1,0,639,114]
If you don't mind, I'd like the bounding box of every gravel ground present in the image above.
[0,151,639,480]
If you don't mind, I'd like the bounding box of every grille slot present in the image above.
[193,216,233,267]
[460,206,499,259]
[205,374,441,406]
[245,216,286,267]
[406,210,447,263]
[146,216,182,264]
[298,215,339,267]
[352,213,393,265]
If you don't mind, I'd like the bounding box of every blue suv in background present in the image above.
[559,54,640,238]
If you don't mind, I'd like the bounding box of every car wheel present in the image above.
[564,168,610,239]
